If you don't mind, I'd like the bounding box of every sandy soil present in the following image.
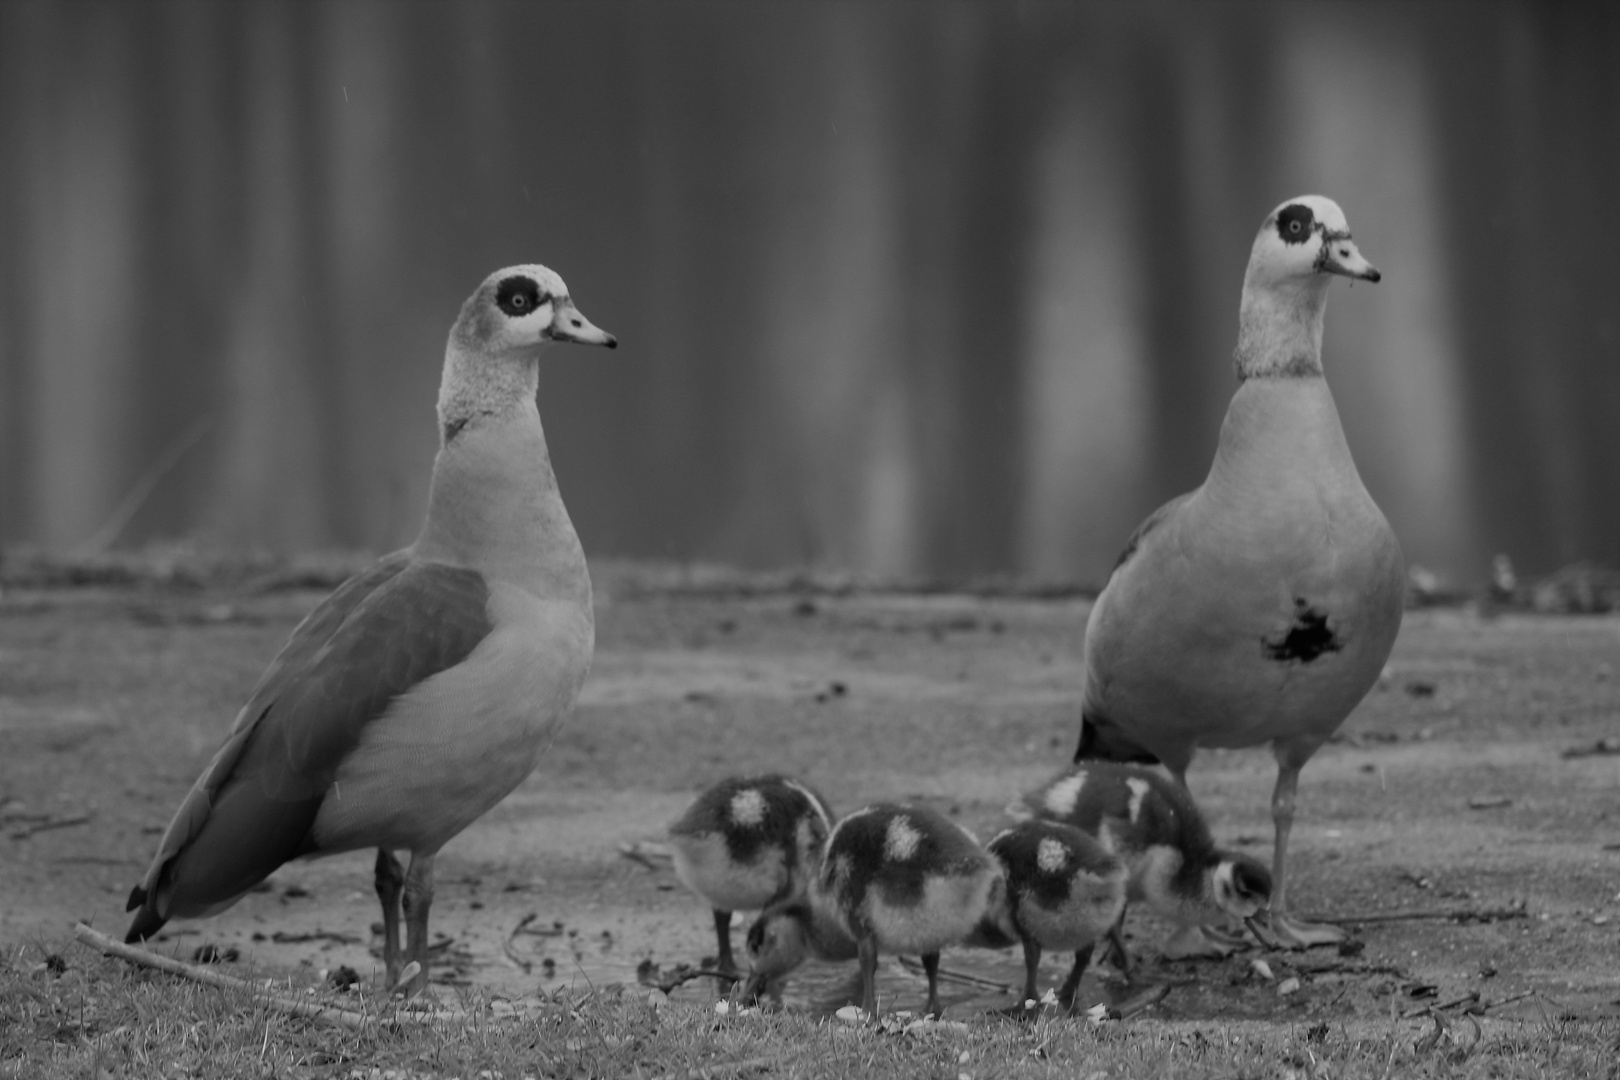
[1,575,1616,1024]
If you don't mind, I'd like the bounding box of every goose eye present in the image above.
[1289,220,1303,235]
[494,275,547,317]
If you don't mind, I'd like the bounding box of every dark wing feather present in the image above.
[1108,491,1193,575]
[126,554,493,940]
[1074,493,1195,764]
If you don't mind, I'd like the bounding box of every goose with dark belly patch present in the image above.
[1075,195,1403,950]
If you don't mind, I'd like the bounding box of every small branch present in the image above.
[636,959,737,994]
[1476,990,1538,1014]
[9,813,93,840]
[1321,906,1527,925]
[75,922,373,1029]
[1108,981,1172,1021]
[72,922,461,1027]
[1290,959,1412,977]
[895,956,1015,994]
[619,841,673,871]
[1403,990,1480,1018]
[503,914,535,973]
[1403,988,1542,1021]
[268,929,361,945]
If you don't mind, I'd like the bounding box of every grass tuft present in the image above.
[3,937,1616,1080]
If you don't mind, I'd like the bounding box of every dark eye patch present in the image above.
[1275,204,1316,245]
[495,275,550,317]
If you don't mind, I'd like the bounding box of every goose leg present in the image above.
[374,848,405,988]
[921,951,943,1018]
[1057,942,1096,1013]
[1103,910,1134,979]
[712,909,739,980]
[1021,937,1043,1006]
[857,934,880,1018]
[1253,749,1345,949]
[400,851,437,995]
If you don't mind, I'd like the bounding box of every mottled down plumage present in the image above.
[744,803,1003,1018]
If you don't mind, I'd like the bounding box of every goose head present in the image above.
[1234,196,1378,379]
[438,264,616,440]
[1245,196,1380,289]
[451,264,617,355]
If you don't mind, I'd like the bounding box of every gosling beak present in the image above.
[1317,235,1381,283]
[739,971,770,1003]
[1245,913,1281,949]
[547,298,618,348]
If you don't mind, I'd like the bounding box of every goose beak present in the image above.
[1317,236,1381,283]
[548,299,618,348]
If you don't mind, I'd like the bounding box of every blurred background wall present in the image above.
[1,0,1616,586]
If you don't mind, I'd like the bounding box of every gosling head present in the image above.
[1212,851,1273,933]
[741,902,812,1001]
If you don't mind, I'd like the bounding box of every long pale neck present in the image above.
[1233,276,1329,380]
[435,343,542,434]
[1205,377,1365,501]
[413,350,590,605]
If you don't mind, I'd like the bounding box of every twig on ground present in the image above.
[503,914,536,973]
[1291,959,1412,977]
[619,841,674,870]
[895,956,1015,994]
[72,922,462,1028]
[9,813,93,840]
[1403,988,1542,1020]
[1403,991,1480,1018]
[1108,981,1172,1020]
[1322,906,1527,925]
[268,929,360,945]
[636,959,736,994]
[1477,990,1538,1014]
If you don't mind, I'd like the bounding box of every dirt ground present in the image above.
[2,566,1617,1025]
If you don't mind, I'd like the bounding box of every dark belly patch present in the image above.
[1262,599,1341,663]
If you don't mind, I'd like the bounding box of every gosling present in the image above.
[743,802,1003,1018]
[967,818,1127,1012]
[1016,761,1271,970]
[668,774,832,976]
